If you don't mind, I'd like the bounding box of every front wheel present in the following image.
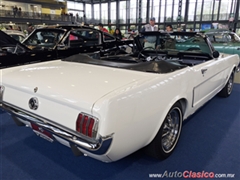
[218,71,234,98]
[145,102,183,160]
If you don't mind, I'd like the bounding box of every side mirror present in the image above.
[213,51,220,58]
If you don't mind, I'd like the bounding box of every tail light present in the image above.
[76,113,98,138]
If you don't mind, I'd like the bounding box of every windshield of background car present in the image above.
[22,29,65,49]
[139,33,211,54]
[64,29,100,47]
[103,32,116,41]
[9,34,25,42]
[207,32,240,43]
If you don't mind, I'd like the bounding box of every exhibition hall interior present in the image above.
[0,0,239,179]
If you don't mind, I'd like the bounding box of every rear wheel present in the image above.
[145,102,183,159]
[218,71,234,98]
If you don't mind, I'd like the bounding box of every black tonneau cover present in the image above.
[63,54,187,74]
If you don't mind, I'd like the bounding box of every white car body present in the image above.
[0,31,239,162]
[0,52,239,162]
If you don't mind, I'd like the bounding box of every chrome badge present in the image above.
[29,97,39,110]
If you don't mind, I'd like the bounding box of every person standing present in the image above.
[98,23,109,33]
[113,28,123,39]
[13,6,18,18]
[17,26,22,31]
[27,24,34,35]
[8,25,13,30]
[166,24,173,32]
[18,7,22,17]
[142,17,158,49]
[142,17,158,32]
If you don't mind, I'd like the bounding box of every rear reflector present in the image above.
[88,118,95,137]
[82,116,88,135]
[76,114,82,132]
[76,113,98,138]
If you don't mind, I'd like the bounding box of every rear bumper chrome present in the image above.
[1,102,113,155]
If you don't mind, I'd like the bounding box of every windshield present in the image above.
[9,34,25,42]
[138,33,212,55]
[23,29,65,49]
[207,32,240,43]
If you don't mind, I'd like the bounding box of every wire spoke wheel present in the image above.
[161,107,182,153]
[218,71,235,98]
[227,74,234,95]
[144,102,183,160]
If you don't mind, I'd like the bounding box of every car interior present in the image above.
[68,30,101,48]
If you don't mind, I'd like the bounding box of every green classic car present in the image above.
[206,29,240,56]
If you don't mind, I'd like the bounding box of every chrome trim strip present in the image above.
[0,86,5,103]
[1,102,113,155]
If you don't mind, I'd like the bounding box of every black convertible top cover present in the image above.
[63,54,187,74]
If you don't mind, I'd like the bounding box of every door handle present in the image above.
[201,68,208,74]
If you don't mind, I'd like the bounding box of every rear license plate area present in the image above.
[31,123,54,142]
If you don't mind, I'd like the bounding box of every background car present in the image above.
[0,32,239,162]
[3,30,26,42]
[0,30,57,68]
[0,26,133,69]
[206,29,240,56]
[22,25,133,57]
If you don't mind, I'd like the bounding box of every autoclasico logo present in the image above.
[149,170,235,178]
[159,171,214,178]
[183,171,214,178]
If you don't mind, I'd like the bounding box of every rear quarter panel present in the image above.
[92,67,195,161]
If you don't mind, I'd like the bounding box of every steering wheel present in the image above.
[138,47,159,61]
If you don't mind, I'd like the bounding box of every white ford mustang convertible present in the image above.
[0,32,239,162]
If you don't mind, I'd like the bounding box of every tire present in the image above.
[218,71,234,98]
[145,102,183,160]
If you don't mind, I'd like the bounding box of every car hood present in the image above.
[0,30,20,46]
[1,60,151,111]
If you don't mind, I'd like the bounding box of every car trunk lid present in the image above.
[1,60,150,130]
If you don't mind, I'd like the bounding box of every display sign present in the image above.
[201,24,211,30]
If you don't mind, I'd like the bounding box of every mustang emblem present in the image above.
[28,97,39,110]
[34,87,38,93]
